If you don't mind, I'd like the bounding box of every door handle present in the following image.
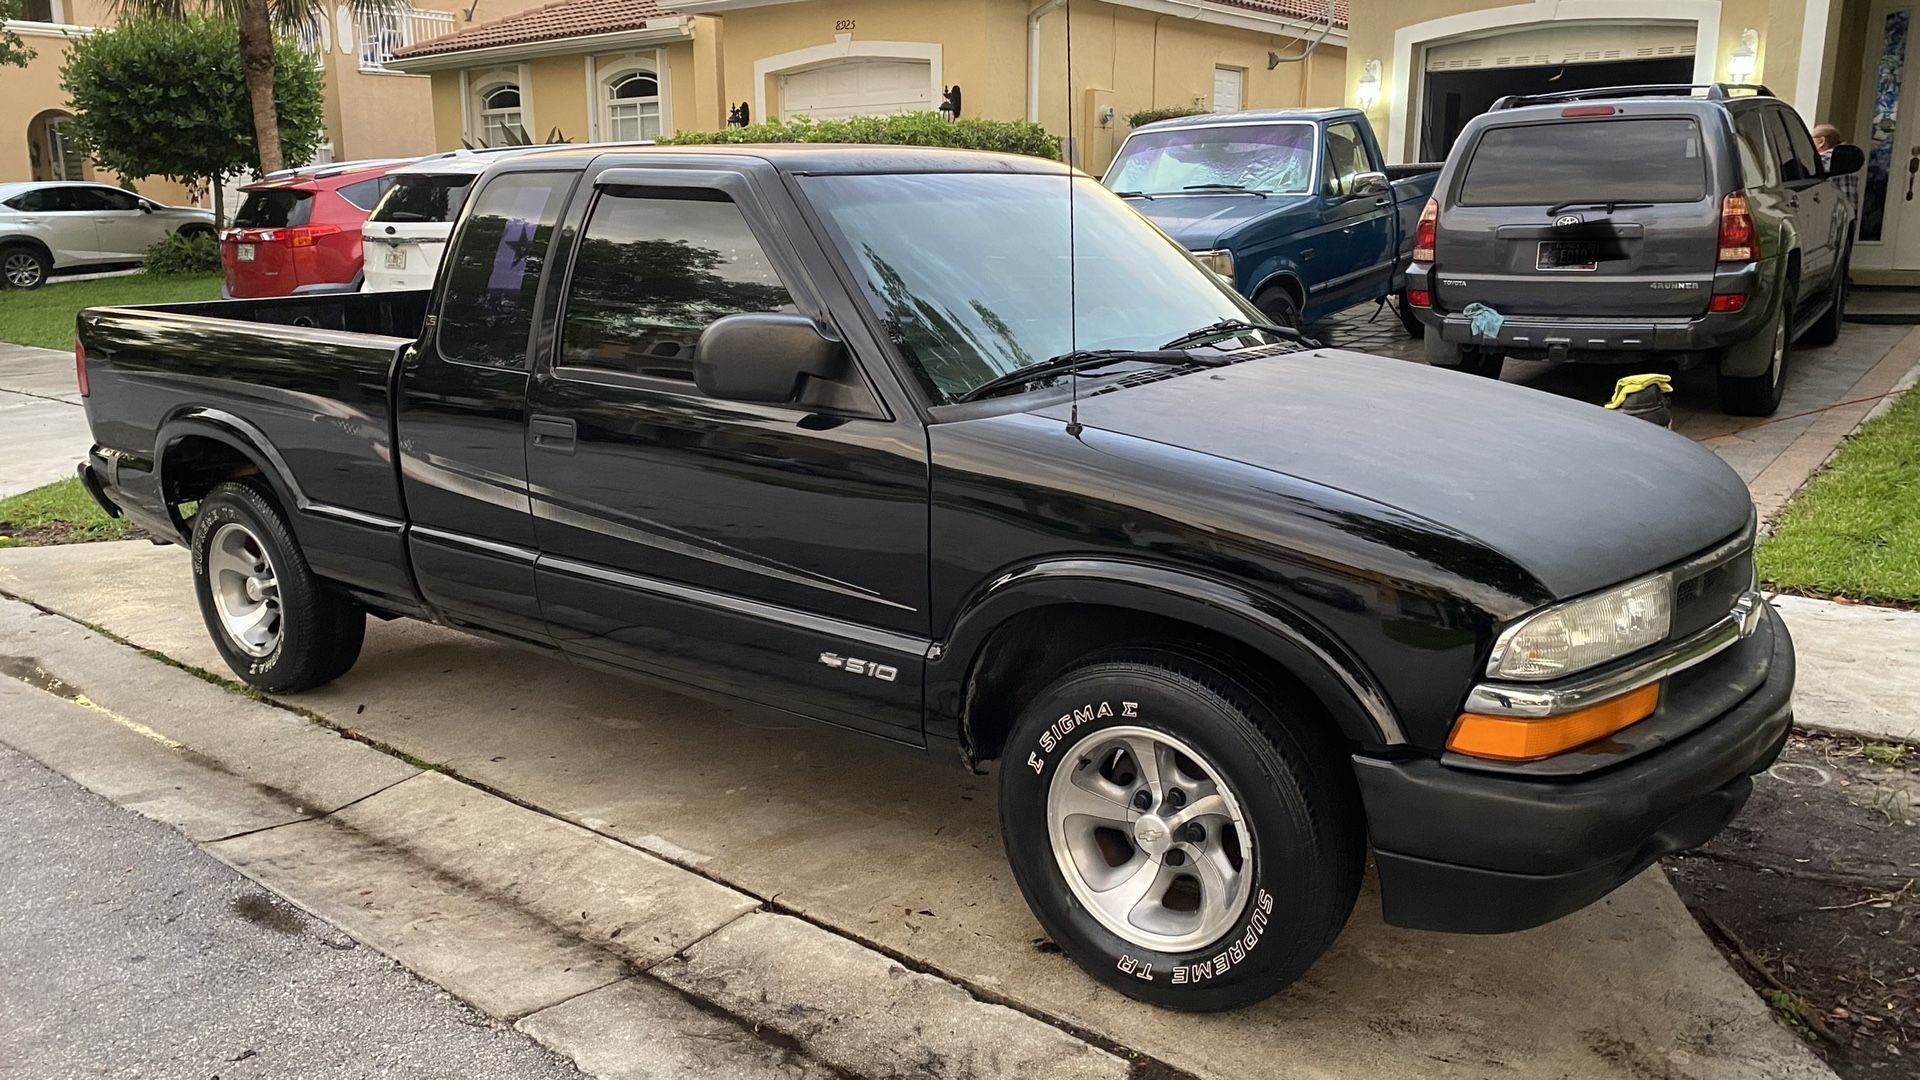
[530,415,577,454]
[1373,196,1391,207]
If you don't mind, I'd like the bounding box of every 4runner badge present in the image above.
[818,652,898,682]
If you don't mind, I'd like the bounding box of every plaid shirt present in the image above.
[1824,150,1862,229]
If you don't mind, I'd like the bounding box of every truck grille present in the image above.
[1672,541,1753,640]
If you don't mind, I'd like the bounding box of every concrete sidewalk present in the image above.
[1774,593,1920,745]
[0,343,88,499]
[0,540,1834,1080]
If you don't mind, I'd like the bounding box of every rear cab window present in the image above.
[372,174,479,224]
[234,189,314,229]
[1457,118,1709,205]
[434,170,573,369]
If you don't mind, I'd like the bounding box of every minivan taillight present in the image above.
[1719,192,1758,263]
[75,338,89,398]
[1412,197,1438,263]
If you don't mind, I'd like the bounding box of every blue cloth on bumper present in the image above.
[1461,302,1504,340]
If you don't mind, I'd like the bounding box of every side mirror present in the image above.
[1349,171,1391,198]
[1828,143,1866,176]
[694,312,847,404]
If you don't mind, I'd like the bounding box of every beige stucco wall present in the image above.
[421,39,700,151]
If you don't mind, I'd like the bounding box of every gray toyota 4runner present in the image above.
[1406,84,1863,416]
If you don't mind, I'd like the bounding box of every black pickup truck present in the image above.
[76,145,1792,1011]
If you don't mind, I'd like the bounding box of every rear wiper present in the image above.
[1545,200,1654,216]
[1162,318,1312,350]
[955,349,1222,404]
[1183,184,1268,198]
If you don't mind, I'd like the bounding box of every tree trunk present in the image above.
[237,0,282,175]
[211,176,225,229]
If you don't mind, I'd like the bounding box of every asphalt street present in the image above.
[0,740,588,1080]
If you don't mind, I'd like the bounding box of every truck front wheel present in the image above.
[998,650,1363,1011]
[190,481,365,693]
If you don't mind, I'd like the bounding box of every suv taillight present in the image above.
[1719,192,1758,263]
[285,224,343,248]
[75,338,89,398]
[1412,197,1438,263]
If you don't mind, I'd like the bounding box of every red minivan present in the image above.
[222,159,409,299]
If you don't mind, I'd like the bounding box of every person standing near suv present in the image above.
[1406,85,1862,416]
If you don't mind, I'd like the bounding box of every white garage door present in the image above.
[780,59,933,121]
[1424,22,1696,72]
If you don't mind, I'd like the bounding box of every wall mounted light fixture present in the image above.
[1728,29,1759,83]
[1356,59,1383,110]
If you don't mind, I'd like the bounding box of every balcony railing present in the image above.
[358,7,456,73]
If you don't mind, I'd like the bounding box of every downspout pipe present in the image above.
[1028,0,1067,123]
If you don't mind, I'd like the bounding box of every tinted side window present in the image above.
[6,189,52,212]
[1765,109,1816,183]
[1733,110,1779,188]
[1322,122,1370,197]
[437,171,572,370]
[338,176,394,211]
[559,187,796,385]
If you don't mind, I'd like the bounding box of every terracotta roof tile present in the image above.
[392,0,679,59]
[1216,0,1348,29]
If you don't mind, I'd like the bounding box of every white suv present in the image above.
[361,149,545,293]
[0,181,216,289]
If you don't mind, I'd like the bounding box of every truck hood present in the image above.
[1033,348,1751,599]
[1123,193,1313,250]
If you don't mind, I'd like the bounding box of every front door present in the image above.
[1855,0,1920,270]
[1307,119,1395,314]
[525,167,931,740]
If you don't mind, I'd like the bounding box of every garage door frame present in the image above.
[1385,0,1720,162]
[752,35,942,126]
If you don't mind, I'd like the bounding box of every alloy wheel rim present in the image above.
[1045,725,1255,953]
[3,253,40,288]
[208,522,282,657]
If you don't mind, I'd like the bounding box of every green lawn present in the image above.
[1760,388,1920,606]
[0,272,221,350]
[0,478,131,547]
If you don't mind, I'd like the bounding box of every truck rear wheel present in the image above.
[1718,281,1792,417]
[998,650,1363,1011]
[190,481,365,693]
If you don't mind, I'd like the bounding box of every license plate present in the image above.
[384,248,406,270]
[1537,241,1598,271]
[237,243,256,263]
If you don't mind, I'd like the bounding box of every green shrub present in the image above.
[662,113,1062,160]
[1127,107,1207,128]
[143,230,220,275]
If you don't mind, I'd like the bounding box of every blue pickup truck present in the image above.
[1104,107,1440,333]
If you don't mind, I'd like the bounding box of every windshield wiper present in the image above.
[1161,318,1312,350]
[955,349,1221,404]
[1544,200,1654,216]
[1111,190,1156,200]
[1183,184,1268,198]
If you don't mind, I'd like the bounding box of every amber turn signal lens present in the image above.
[1448,683,1661,763]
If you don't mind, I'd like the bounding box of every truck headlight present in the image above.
[1488,574,1674,681]
[1193,249,1235,283]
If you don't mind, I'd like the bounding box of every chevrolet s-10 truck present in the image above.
[75,144,1791,1010]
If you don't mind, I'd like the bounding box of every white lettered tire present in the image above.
[998,650,1363,1010]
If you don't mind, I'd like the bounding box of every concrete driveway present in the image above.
[0,344,88,499]
[0,540,1832,1080]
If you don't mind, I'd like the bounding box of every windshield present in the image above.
[233,189,312,229]
[372,173,478,223]
[802,173,1261,404]
[1103,122,1316,196]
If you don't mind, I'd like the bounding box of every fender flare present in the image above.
[1247,266,1307,309]
[153,408,309,535]
[932,558,1406,754]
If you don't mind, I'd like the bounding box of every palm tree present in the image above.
[112,0,384,174]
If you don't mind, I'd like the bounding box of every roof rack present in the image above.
[1490,83,1774,111]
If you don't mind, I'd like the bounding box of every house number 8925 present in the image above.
[835,18,856,30]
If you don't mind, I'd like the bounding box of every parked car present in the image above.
[0,181,215,290]
[1104,108,1440,333]
[362,148,572,293]
[76,145,1790,1011]
[221,159,410,299]
[1407,83,1864,417]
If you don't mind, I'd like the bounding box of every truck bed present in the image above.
[78,291,431,607]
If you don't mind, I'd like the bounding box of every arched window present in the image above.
[478,83,524,145]
[604,70,661,141]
